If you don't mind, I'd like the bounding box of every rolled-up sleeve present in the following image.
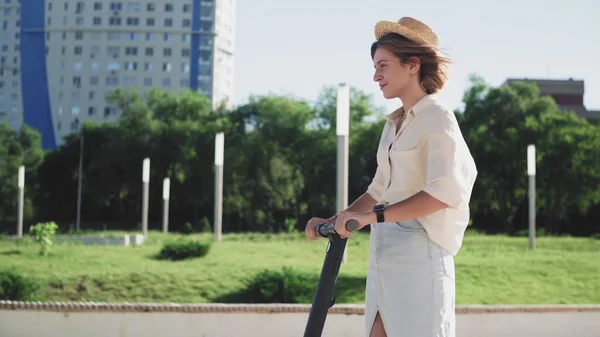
[422,130,477,209]
[366,164,385,202]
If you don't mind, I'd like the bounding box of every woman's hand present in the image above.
[333,210,375,239]
[304,214,337,240]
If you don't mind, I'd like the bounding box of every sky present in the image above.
[231,0,599,116]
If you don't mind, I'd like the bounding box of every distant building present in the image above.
[503,78,599,121]
[0,0,236,150]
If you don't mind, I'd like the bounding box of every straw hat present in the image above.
[374,17,440,49]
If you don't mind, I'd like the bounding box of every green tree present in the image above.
[0,123,44,231]
[458,74,600,234]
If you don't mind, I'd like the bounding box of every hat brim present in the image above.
[374,21,434,48]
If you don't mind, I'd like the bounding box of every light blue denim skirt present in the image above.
[365,219,456,337]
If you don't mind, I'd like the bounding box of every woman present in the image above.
[305,17,478,337]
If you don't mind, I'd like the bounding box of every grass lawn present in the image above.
[0,229,598,305]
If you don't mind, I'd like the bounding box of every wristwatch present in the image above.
[373,204,385,223]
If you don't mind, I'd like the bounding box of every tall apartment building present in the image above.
[0,0,235,149]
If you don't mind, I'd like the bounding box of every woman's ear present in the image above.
[407,56,421,75]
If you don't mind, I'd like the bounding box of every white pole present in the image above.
[142,158,150,238]
[527,144,536,250]
[17,165,24,237]
[162,178,170,233]
[214,132,224,242]
[336,83,350,263]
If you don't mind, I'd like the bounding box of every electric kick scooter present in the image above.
[303,219,359,337]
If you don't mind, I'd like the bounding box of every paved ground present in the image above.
[1,302,600,336]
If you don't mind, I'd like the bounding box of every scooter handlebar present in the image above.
[315,219,359,238]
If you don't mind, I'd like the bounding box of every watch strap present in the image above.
[373,204,385,223]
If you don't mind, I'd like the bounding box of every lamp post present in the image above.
[527,144,536,250]
[162,178,170,233]
[142,158,150,238]
[336,83,350,263]
[17,165,24,237]
[214,132,224,242]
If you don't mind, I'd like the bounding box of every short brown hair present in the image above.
[370,33,451,94]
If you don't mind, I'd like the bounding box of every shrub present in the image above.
[29,222,59,256]
[0,269,39,301]
[158,238,211,260]
[246,267,316,303]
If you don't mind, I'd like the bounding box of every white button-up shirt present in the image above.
[366,94,478,255]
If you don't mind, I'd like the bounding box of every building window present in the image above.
[143,78,152,86]
[123,77,136,86]
[145,48,153,56]
[75,31,84,39]
[93,17,101,25]
[164,18,172,27]
[147,3,155,11]
[182,19,190,28]
[163,33,171,41]
[94,2,102,10]
[76,2,85,13]
[146,18,154,26]
[162,78,171,87]
[110,2,123,11]
[71,118,80,132]
[183,4,191,12]
[127,2,140,11]
[125,61,137,70]
[162,63,171,72]
[106,77,119,86]
[90,76,99,85]
[163,48,171,57]
[125,47,138,55]
[126,17,139,26]
[107,46,120,57]
[106,62,120,71]
[181,49,189,57]
[88,107,96,116]
[165,4,173,11]
[104,107,117,118]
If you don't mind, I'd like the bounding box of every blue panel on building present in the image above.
[189,0,201,91]
[20,0,56,150]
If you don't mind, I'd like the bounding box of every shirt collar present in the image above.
[386,94,438,123]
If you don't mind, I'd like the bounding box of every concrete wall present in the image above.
[1,302,599,337]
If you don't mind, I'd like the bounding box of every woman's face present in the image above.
[372,47,417,99]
